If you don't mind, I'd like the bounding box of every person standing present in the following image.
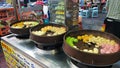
[104,0,120,38]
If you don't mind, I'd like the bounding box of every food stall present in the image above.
[1,0,120,68]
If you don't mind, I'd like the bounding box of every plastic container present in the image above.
[0,20,9,36]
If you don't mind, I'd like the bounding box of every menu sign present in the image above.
[1,41,42,68]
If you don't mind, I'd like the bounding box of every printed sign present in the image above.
[1,41,42,68]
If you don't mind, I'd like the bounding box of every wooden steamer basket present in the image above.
[63,30,120,66]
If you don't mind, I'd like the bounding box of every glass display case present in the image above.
[48,0,65,25]
[48,0,79,28]
[65,0,79,28]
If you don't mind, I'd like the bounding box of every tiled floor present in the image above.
[0,53,7,68]
[82,13,106,30]
[0,48,8,68]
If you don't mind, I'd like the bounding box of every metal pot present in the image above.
[63,30,120,66]
[30,23,68,48]
[10,20,39,36]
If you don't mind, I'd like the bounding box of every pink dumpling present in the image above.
[113,44,119,52]
[100,49,106,54]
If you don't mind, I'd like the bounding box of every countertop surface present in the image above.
[1,34,120,68]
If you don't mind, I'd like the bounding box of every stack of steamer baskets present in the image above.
[63,30,120,67]
[29,23,68,50]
